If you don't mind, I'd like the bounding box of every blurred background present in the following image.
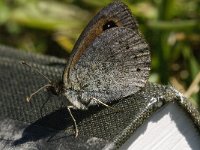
[0,0,199,108]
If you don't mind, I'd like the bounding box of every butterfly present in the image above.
[23,1,151,137]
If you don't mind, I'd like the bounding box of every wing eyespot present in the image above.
[136,68,141,72]
[103,20,117,31]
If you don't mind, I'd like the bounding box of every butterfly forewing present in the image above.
[63,2,138,86]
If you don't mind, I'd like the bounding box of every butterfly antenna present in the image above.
[20,61,52,102]
[26,84,51,102]
[21,61,51,83]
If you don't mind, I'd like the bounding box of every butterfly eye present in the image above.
[103,20,117,31]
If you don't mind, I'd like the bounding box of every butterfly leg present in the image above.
[92,97,123,112]
[67,106,78,137]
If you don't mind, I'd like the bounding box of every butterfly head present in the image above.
[47,80,64,96]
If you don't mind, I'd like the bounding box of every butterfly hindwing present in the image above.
[67,27,150,105]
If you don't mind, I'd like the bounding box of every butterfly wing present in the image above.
[63,2,150,109]
[63,2,138,86]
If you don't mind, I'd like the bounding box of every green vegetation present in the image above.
[0,0,199,107]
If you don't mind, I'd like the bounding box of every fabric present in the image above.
[0,45,199,150]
